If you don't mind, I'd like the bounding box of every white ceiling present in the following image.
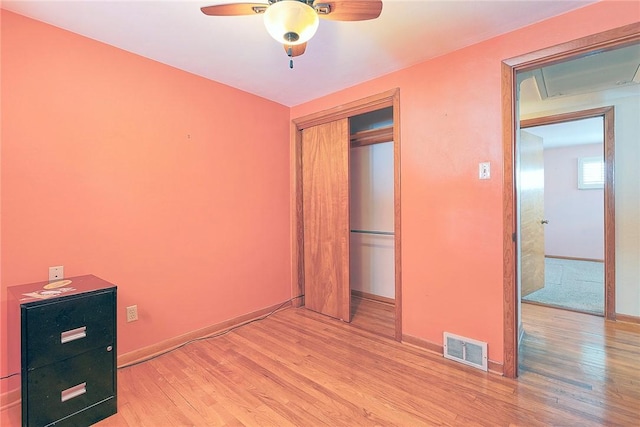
[524,117,603,149]
[534,45,640,98]
[1,0,598,106]
[518,43,640,148]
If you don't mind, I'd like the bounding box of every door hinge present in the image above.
[512,232,517,242]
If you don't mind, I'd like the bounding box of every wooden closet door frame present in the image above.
[291,88,403,341]
[501,23,639,378]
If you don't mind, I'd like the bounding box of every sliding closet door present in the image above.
[302,119,351,321]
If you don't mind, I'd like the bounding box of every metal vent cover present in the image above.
[443,332,488,371]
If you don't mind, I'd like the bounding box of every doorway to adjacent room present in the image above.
[519,114,608,316]
[501,24,639,378]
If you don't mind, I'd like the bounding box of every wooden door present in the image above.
[302,119,351,321]
[520,130,546,297]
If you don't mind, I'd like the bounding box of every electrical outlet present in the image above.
[479,162,491,180]
[126,305,138,322]
[49,266,64,281]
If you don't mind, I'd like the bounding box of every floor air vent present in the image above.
[443,332,488,371]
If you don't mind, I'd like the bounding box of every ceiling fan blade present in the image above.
[200,3,268,16]
[284,43,307,57]
[314,0,383,21]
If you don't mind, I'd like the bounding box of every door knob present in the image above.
[541,219,549,224]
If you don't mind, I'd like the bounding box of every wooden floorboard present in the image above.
[518,303,640,426]
[2,303,638,426]
[350,295,395,339]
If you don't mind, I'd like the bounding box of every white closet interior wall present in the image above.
[349,108,395,299]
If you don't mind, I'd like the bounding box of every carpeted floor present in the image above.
[522,258,604,314]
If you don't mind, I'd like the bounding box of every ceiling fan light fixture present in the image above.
[264,0,319,46]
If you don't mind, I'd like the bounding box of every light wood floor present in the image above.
[2,302,638,426]
[350,295,395,339]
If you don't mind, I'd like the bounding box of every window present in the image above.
[578,156,604,189]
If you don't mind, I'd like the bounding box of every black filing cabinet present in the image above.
[10,275,117,426]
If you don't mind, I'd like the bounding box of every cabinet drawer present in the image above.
[25,345,116,427]
[23,290,115,369]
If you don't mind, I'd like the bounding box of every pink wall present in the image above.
[291,0,638,363]
[1,10,291,392]
[544,144,604,260]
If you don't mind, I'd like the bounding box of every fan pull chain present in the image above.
[284,32,297,70]
[287,46,294,69]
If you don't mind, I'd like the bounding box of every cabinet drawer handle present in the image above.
[60,326,87,344]
[61,382,87,402]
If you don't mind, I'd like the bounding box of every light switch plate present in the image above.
[479,162,491,180]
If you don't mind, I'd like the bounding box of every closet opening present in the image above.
[349,107,396,339]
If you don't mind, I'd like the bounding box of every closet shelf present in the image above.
[350,126,393,147]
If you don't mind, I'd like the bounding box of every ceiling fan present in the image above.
[201,0,383,68]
